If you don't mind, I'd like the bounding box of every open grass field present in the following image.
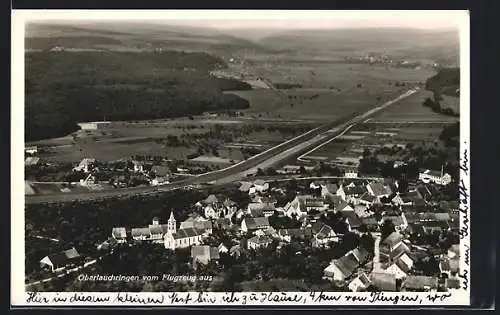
[371,90,460,122]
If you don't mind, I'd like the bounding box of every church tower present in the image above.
[168,211,177,234]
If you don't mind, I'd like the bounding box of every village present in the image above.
[37,162,461,293]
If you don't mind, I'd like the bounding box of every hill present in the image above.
[423,67,460,116]
[25,51,252,141]
[258,28,459,63]
[25,22,280,57]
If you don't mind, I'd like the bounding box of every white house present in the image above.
[344,170,358,178]
[25,145,38,155]
[164,212,207,250]
[247,235,273,250]
[253,180,269,193]
[73,158,96,173]
[418,168,452,186]
[348,273,372,292]
[39,248,81,273]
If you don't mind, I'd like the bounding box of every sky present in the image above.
[15,10,467,30]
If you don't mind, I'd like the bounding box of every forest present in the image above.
[25,51,252,141]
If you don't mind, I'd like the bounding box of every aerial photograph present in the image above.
[22,11,462,294]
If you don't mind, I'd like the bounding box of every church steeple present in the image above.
[168,212,176,234]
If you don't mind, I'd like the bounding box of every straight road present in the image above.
[25,88,418,205]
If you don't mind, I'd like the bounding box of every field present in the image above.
[226,62,435,122]
[371,90,460,122]
[28,117,314,165]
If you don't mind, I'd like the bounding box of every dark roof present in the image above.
[403,276,438,290]
[215,218,232,228]
[446,278,461,289]
[382,232,403,248]
[344,185,368,195]
[243,217,270,230]
[360,192,376,202]
[367,182,389,196]
[151,165,171,176]
[131,227,150,237]
[382,215,405,226]
[343,212,363,228]
[389,242,411,260]
[334,253,359,278]
[352,247,370,264]
[191,245,220,261]
[370,272,397,291]
[173,228,205,239]
[322,183,338,193]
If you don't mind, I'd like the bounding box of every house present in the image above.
[239,181,254,193]
[151,165,171,178]
[277,228,310,242]
[247,203,276,217]
[358,193,376,206]
[252,195,277,207]
[369,272,397,291]
[39,247,82,273]
[25,156,41,167]
[335,201,355,213]
[25,145,38,155]
[344,170,358,178]
[402,276,439,292]
[448,244,460,259]
[439,257,459,277]
[321,183,338,198]
[348,272,372,292]
[323,252,359,281]
[241,217,270,233]
[418,168,452,186]
[361,217,380,231]
[343,212,363,232]
[310,181,321,190]
[421,220,450,234]
[180,214,213,234]
[253,180,269,193]
[379,214,408,232]
[366,182,391,199]
[380,232,405,253]
[247,235,273,250]
[191,245,220,265]
[445,278,461,291]
[385,252,414,280]
[111,227,127,243]
[351,247,371,265]
[354,204,372,218]
[311,222,338,247]
[337,183,367,203]
[73,158,96,173]
[97,237,118,251]
[218,243,229,254]
[131,160,144,173]
[164,213,207,250]
[229,244,242,258]
[214,218,233,230]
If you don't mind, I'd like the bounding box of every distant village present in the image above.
[39,161,461,292]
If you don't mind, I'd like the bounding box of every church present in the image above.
[163,212,209,250]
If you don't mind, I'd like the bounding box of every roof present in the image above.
[344,185,368,196]
[239,181,253,192]
[112,227,127,239]
[390,242,411,260]
[278,228,305,238]
[191,245,220,261]
[25,157,41,166]
[352,247,370,264]
[215,218,232,228]
[446,278,461,289]
[322,183,339,193]
[248,235,273,245]
[173,228,205,239]
[205,194,219,204]
[370,272,397,291]
[79,158,95,165]
[394,256,412,273]
[131,227,150,237]
[254,179,267,186]
[149,224,169,235]
[367,182,390,196]
[362,216,379,226]
[311,222,334,238]
[43,247,81,267]
[352,272,372,287]
[382,232,403,248]
[343,212,363,228]
[360,192,376,203]
[333,253,360,278]
[382,215,405,226]
[440,258,459,273]
[151,165,171,176]
[243,217,270,230]
[326,194,343,205]
[449,244,460,256]
[230,244,241,254]
[403,276,438,290]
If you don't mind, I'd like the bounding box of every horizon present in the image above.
[19,10,466,31]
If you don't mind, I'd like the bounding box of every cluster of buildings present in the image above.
[39,168,459,292]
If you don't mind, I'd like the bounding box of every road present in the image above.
[25,88,418,205]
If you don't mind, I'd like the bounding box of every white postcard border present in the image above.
[11,10,471,307]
